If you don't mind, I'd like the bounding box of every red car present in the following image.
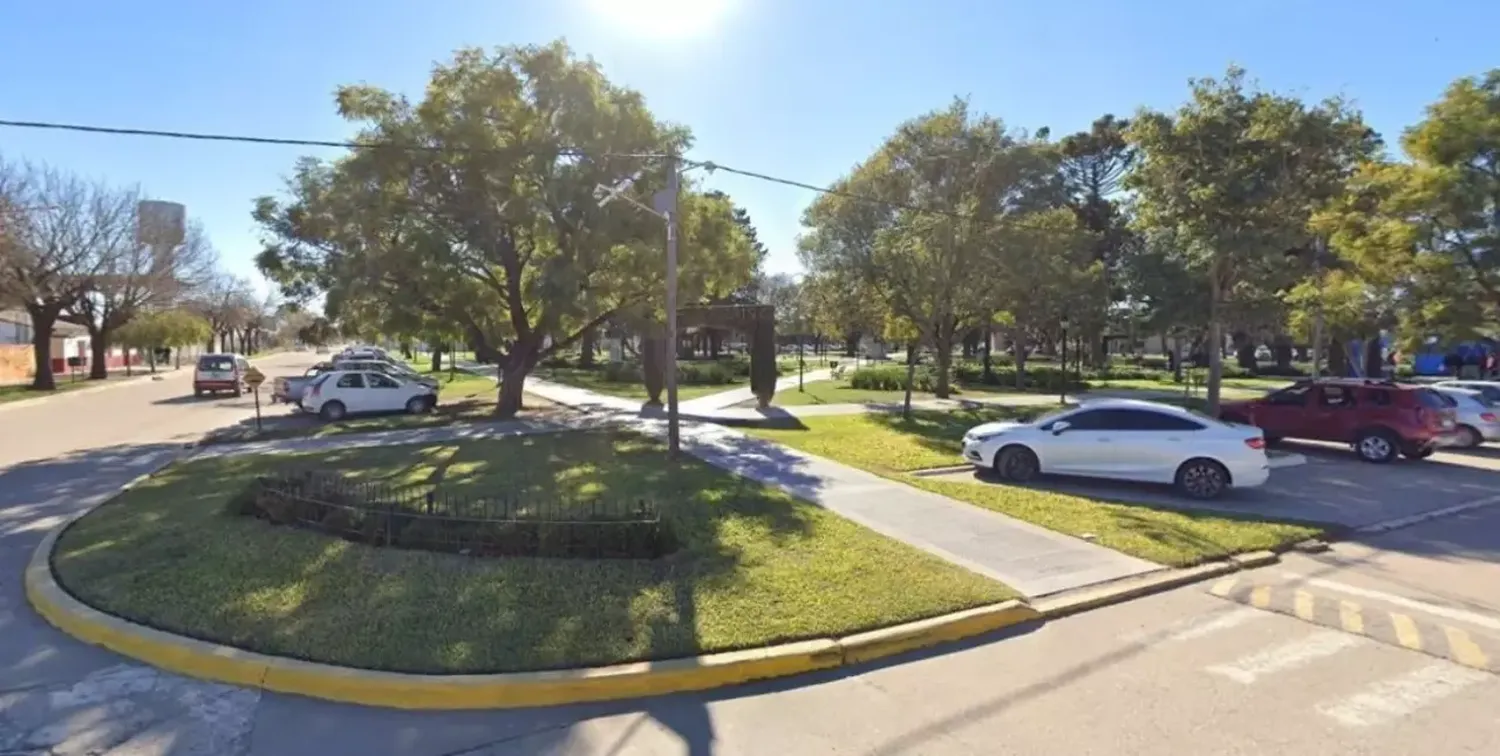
[1218,378,1461,463]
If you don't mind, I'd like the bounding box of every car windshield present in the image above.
[197,357,234,372]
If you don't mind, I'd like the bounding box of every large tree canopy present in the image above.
[254,41,756,415]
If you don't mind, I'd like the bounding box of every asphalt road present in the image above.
[2,354,1499,755]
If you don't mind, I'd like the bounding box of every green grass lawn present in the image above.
[206,371,558,444]
[53,430,1014,674]
[769,378,1052,407]
[744,411,1323,567]
[1087,377,1284,399]
[537,365,737,401]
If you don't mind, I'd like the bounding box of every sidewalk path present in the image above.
[678,368,833,413]
[422,373,1165,597]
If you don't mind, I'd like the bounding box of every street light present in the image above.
[1059,316,1071,405]
[596,155,694,458]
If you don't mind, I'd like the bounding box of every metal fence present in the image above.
[235,470,674,559]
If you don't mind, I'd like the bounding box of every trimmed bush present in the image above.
[849,365,939,392]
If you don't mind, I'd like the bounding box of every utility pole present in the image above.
[664,155,681,458]
[1311,237,1326,379]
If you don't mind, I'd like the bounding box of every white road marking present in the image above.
[1317,661,1491,728]
[1281,573,1500,632]
[1206,630,1364,684]
[1167,607,1267,643]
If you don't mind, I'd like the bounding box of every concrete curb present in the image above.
[1030,550,1281,620]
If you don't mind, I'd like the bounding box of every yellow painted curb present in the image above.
[837,600,1040,665]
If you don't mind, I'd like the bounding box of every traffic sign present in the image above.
[243,366,265,389]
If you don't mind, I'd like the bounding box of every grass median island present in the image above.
[768,378,1047,408]
[52,429,1015,674]
[744,410,1324,567]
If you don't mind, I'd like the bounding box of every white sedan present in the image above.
[961,398,1270,500]
[300,370,439,422]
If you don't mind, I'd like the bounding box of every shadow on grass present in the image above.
[862,406,1041,466]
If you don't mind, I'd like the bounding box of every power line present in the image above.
[0,117,1054,228]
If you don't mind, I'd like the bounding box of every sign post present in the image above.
[243,366,266,432]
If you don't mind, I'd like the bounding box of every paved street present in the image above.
[2,354,1500,754]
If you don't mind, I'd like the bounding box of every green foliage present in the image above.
[114,310,213,352]
[252,41,756,417]
[849,365,939,392]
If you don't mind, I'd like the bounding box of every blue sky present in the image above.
[2,0,1492,299]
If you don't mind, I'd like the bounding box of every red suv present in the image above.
[1218,378,1460,463]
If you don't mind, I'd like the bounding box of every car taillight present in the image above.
[1245,437,1265,450]
[1483,413,1498,423]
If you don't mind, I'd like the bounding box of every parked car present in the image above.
[331,358,439,388]
[1218,378,1460,463]
[961,398,1268,500]
[271,362,337,405]
[193,353,252,397]
[1434,380,1500,404]
[299,370,439,421]
[1431,386,1500,447]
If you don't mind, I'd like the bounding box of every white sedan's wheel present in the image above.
[1175,459,1229,500]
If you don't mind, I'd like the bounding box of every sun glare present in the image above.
[586,0,735,40]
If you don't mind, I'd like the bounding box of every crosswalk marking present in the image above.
[1391,614,1424,651]
[1206,630,1364,684]
[1250,585,1272,609]
[1339,600,1365,635]
[1209,577,1239,597]
[1293,589,1316,621]
[1316,661,1490,728]
[1443,626,1490,670]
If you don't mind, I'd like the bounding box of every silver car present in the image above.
[1432,386,1500,447]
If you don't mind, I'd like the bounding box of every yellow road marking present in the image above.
[1391,614,1423,651]
[1294,590,1317,621]
[1339,600,1365,635]
[1251,585,1272,609]
[1210,577,1239,598]
[1442,626,1490,670]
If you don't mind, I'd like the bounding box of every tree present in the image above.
[189,274,256,353]
[1323,70,1500,349]
[801,271,885,356]
[801,99,1059,397]
[254,42,756,417]
[0,160,135,390]
[296,316,337,347]
[1126,67,1379,413]
[1059,115,1135,366]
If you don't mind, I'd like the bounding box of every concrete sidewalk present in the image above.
[513,376,1164,597]
[677,368,833,413]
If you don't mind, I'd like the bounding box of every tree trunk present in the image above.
[28,309,58,391]
[982,319,994,383]
[146,348,156,374]
[495,357,532,419]
[1206,277,1224,415]
[708,329,722,359]
[933,328,954,399]
[1012,329,1029,389]
[432,346,444,373]
[88,331,109,380]
[641,330,666,404]
[901,341,917,419]
[1327,334,1349,377]
[579,328,597,368]
[206,332,217,352]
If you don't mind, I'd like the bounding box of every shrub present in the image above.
[953,363,1087,392]
[849,365,938,392]
[677,361,737,385]
[601,361,642,383]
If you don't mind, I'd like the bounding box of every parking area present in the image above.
[927,441,1500,531]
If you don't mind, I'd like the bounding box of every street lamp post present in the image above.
[1059,317,1071,405]
[595,156,687,458]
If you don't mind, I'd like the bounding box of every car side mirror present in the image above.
[1051,421,1071,436]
